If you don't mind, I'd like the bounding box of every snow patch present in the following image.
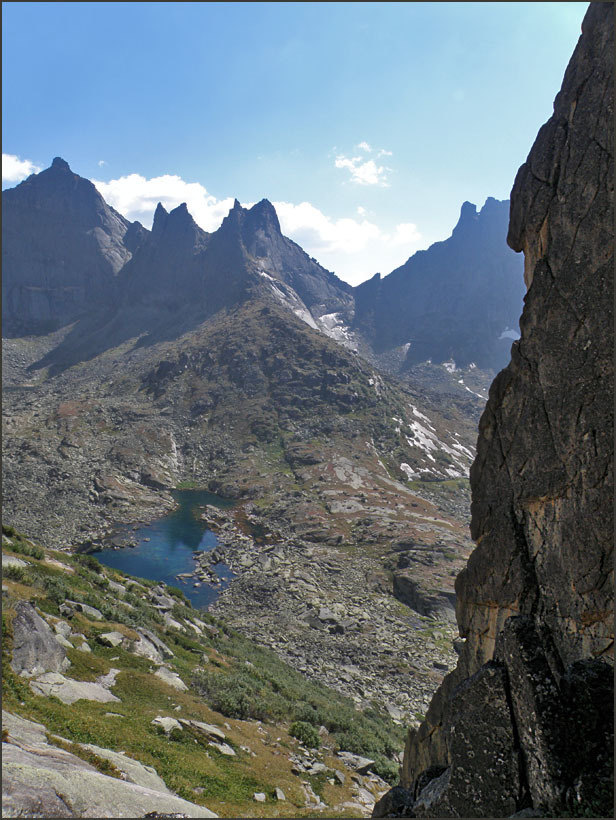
[465,385,487,400]
[315,312,358,350]
[443,360,457,373]
[258,270,319,330]
[406,425,437,462]
[408,404,432,426]
[400,463,420,480]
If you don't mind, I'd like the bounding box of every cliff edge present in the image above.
[375,3,613,817]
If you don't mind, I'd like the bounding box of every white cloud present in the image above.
[273,200,425,285]
[91,172,236,232]
[2,153,41,185]
[91,169,428,286]
[334,144,393,186]
[98,159,106,167]
[335,154,391,187]
[391,222,422,246]
[274,200,382,255]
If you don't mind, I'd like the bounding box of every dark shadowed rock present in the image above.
[1,158,144,336]
[390,4,614,818]
[392,570,456,622]
[372,785,415,817]
[353,197,524,371]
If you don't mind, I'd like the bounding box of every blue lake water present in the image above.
[92,489,236,610]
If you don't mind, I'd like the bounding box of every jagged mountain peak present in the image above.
[152,202,169,233]
[221,197,281,234]
[50,156,72,172]
[248,198,281,229]
[151,201,203,240]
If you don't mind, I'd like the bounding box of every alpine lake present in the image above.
[92,489,236,609]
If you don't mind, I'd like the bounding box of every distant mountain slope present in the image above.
[2,158,522,379]
[352,198,525,372]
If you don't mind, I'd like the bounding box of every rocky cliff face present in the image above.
[353,198,525,372]
[1,158,143,336]
[376,4,614,817]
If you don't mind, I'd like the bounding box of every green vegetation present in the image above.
[175,480,202,489]
[2,526,406,817]
[289,721,321,749]
[190,629,404,780]
[2,524,45,559]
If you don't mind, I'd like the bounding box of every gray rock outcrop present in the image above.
[2,710,217,818]
[29,670,121,705]
[381,4,614,817]
[10,600,71,677]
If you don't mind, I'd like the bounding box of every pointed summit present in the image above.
[51,157,71,172]
[247,199,281,234]
[152,202,168,234]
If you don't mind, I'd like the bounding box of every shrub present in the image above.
[289,721,321,749]
[42,576,70,603]
[293,701,321,726]
[4,537,44,561]
[75,554,104,573]
[371,755,400,784]
[192,667,286,721]
[2,565,28,583]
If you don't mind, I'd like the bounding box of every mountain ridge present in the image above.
[2,158,523,378]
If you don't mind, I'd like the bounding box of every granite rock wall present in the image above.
[376,4,614,816]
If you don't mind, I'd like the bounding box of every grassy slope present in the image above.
[2,524,404,818]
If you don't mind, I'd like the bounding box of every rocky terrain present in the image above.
[376,4,614,817]
[2,526,409,818]
[3,299,477,737]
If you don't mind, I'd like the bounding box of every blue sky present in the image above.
[3,1,588,285]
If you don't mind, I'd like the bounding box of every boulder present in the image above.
[132,629,174,664]
[64,600,104,620]
[155,666,188,691]
[29,672,121,705]
[10,600,71,677]
[78,742,171,793]
[337,751,375,775]
[151,716,183,735]
[2,554,29,568]
[208,742,236,756]
[98,631,125,648]
[372,785,415,818]
[178,719,226,742]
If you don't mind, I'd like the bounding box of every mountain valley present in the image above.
[1,155,510,816]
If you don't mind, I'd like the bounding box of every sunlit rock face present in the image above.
[382,4,614,817]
